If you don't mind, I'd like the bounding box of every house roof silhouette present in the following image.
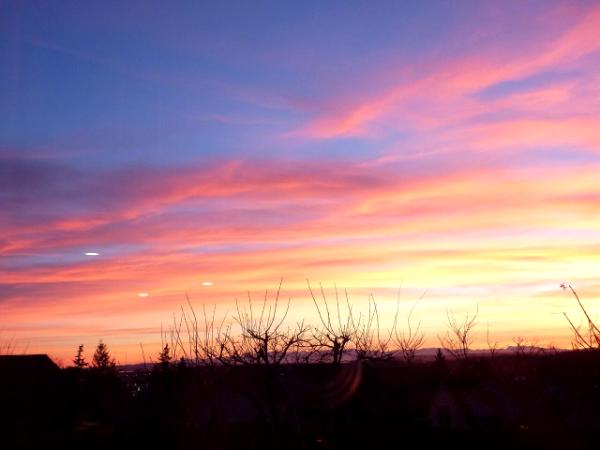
[0,354,60,375]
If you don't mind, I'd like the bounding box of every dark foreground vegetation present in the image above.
[2,350,600,450]
[2,283,598,449]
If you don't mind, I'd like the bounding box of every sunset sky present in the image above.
[2,1,600,363]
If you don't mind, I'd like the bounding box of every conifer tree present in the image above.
[92,340,116,369]
[157,344,172,369]
[73,344,88,369]
[433,347,448,378]
[435,347,446,364]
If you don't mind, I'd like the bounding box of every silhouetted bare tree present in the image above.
[164,294,230,366]
[439,304,479,360]
[308,281,358,364]
[354,294,396,360]
[291,333,322,364]
[486,322,499,358]
[0,332,18,355]
[216,280,309,365]
[197,302,232,365]
[561,283,600,350]
[394,292,426,362]
[512,336,529,356]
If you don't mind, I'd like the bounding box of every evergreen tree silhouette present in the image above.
[434,348,446,364]
[157,344,172,369]
[92,340,116,369]
[433,347,448,379]
[72,344,88,369]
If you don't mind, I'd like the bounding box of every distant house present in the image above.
[0,354,60,377]
[0,356,65,444]
[0,355,62,411]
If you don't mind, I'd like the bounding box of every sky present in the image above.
[2,0,600,363]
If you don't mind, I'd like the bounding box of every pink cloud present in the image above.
[292,4,600,140]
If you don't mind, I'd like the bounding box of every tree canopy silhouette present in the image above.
[72,344,88,369]
[92,340,116,369]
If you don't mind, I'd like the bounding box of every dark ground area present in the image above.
[2,351,600,450]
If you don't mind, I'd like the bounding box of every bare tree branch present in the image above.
[439,304,479,360]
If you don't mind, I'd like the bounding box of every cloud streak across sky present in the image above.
[2,1,600,361]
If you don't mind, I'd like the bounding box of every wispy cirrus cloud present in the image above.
[292,5,600,141]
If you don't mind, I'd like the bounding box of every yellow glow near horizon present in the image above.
[4,3,600,365]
